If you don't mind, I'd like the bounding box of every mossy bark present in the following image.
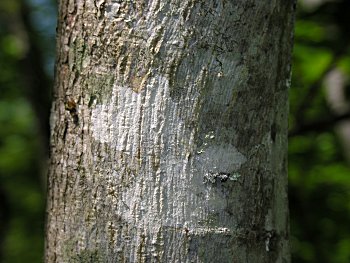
[46,0,296,262]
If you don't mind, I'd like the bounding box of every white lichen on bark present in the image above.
[89,74,247,234]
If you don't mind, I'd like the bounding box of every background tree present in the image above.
[45,0,294,262]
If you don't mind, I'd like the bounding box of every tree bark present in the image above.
[46,0,295,262]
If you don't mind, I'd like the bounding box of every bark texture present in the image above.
[46,0,295,262]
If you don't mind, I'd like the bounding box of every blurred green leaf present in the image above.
[295,20,327,43]
[1,35,27,58]
[293,44,332,84]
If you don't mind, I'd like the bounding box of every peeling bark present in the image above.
[46,0,295,262]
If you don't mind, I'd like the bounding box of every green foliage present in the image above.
[0,0,53,262]
[289,1,350,262]
[0,100,46,262]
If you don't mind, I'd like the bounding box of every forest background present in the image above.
[0,0,349,262]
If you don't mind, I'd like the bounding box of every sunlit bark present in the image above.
[46,1,295,262]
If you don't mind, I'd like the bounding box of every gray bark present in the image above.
[46,0,295,262]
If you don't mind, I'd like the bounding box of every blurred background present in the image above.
[0,0,350,262]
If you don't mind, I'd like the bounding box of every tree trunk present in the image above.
[46,1,295,262]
